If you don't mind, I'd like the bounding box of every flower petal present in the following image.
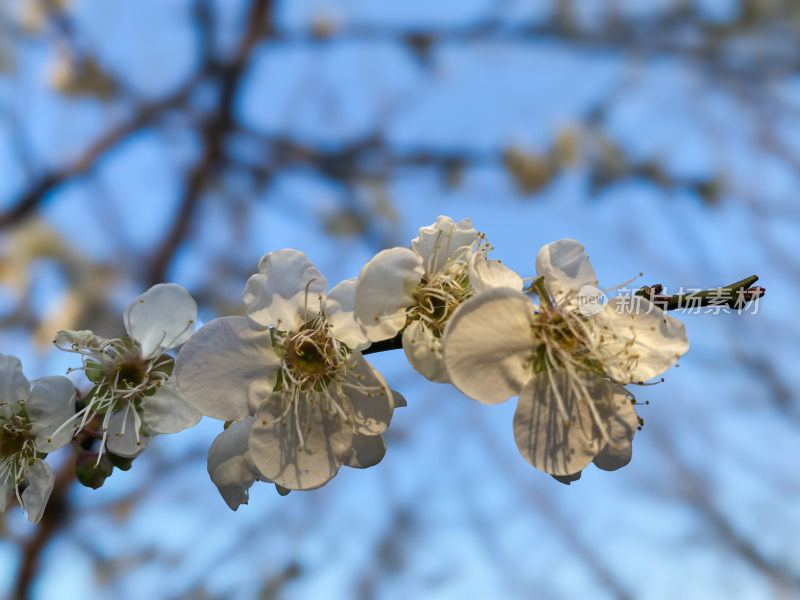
[323,278,369,350]
[402,321,450,383]
[27,376,76,452]
[0,354,30,412]
[411,216,478,275]
[208,417,264,510]
[355,247,424,342]
[535,239,598,307]
[141,379,201,434]
[590,381,638,471]
[468,254,524,293]
[443,288,536,404]
[106,408,149,457]
[341,352,394,435]
[124,283,198,358]
[345,434,386,469]
[513,372,617,476]
[249,393,353,490]
[21,459,54,524]
[53,330,102,352]
[596,297,689,383]
[176,316,279,422]
[593,413,636,470]
[243,249,327,330]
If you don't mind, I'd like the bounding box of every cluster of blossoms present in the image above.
[0,215,716,524]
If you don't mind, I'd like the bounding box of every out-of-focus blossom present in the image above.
[0,354,75,524]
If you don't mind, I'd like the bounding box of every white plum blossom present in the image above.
[444,239,689,479]
[355,215,523,382]
[0,355,75,524]
[54,283,200,458]
[176,249,403,499]
[206,416,265,509]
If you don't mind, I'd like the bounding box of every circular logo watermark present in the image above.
[577,284,608,316]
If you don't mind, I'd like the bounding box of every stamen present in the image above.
[600,273,642,295]
[303,278,318,317]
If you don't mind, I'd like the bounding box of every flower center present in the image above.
[409,270,472,336]
[0,415,32,460]
[532,306,603,375]
[51,336,174,458]
[111,358,148,390]
[280,324,341,390]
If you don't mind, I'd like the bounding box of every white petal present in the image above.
[53,330,102,351]
[243,249,326,330]
[535,239,598,307]
[21,459,54,524]
[0,354,30,411]
[176,316,279,422]
[411,216,478,275]
[513,372,612,476]
[208,417,263,510]
[443,288,536,404]
[140,379,201,434]
[342,353,394,435]
[355,247,424,342]
[596,297,689,383]
[106,408,149,457]
[27,376,76,452]
[345,434,386,469]
[323,279,369,350]
[249,393,353,490]
[593,389,638,472]
[468,254,524,293]
[124,283,198,358]
[402,321,450,383]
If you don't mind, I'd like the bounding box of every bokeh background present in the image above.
[1,0,799,598]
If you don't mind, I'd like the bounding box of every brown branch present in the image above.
[636,275,765,311]
[653,433,800,593]
[0,83,198,229]
[12,458,75,600]
[148,0,274,285]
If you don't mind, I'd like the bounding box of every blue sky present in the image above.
[1,1,798,598]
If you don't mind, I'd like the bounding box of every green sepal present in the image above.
[75,452,114,489]
[529,276,554,308]
[107,452,134,471]
[533,344,548,374]
[152,354,175,377]
[85,359,104,383]
[273,369,285,393]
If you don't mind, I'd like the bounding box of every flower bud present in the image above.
[75,451,113,489]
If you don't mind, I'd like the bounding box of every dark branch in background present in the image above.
[0,82,197,229]
[653,433,800,593]
[11,1,274,597]
[148,0,274,285]
[3,0,798,233]
[12,459,74,600]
